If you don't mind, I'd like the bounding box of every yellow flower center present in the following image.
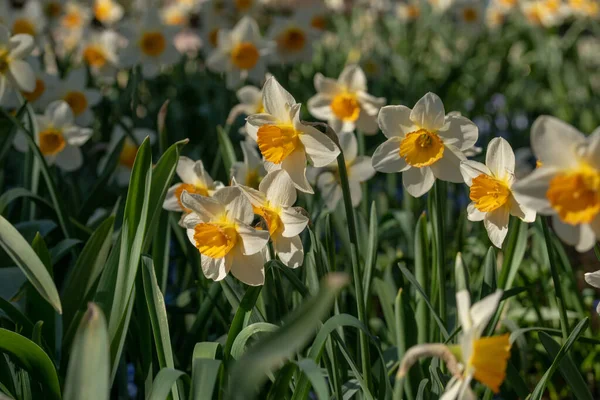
[194,222,238,258]
[278,27,306,52]
[470,174,511,213]
[311,15,327,30]
[0,48,9,74]
[119,139,138,168]
[12,18,36,36]
[21,79,46,102]
[462,7,478,22]
[407,5,420,19]
[165,11,185,26]
[256,124,300,164]
[140,31,166,57]
[245,169,261,189]
[45,2,63,17]
[330,93,361,122]
[175,182,209,212]
[253,204,283,235]
[83,46,108,68]
[546,165,600,225]
[235,0,253,11]
[230,42,259,70]
[469,334,511,393]
[63,91,88,116]
[208,28,219,48]
[94,1,113,21]
[39,128,66,156]
[399,129,445,167]
[62,11,83,28]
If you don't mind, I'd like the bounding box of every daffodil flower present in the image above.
[512,116,600,252]
[231,139,266,189]
[80,29,120,79]
[206,16,272,89]
[227,82,265,125]
[18,56,59,109]
[460,137,536,248]
[93,0,123,26]
[307,64,385,135]
[48,67,102,126]
[372,92,478,197]
[0,26,35,103]
[8,1,47,40]
[164,157,224,213]
[442,290,510,399]
[245,76,340,193]
[237,169,309,268]
[180,187,270,286]
[584,271,600,314]
[121,11,181,78]
[14,100,92,172]
[308,131,375,210]
[267,11,319,65]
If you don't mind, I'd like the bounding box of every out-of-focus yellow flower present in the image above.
[460,137,536,248]
[93,0,123,26]
[180,187,270,286]
[308,64,385,135]
[245,76,340,193]
[513,116,600,252]
[520,0,567,27]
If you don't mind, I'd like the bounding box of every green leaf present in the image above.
[63,303,110,400]
[230,323,279,360]
[217,125,237,174]
[538,332,593,400]
[413,213,429,345]
[499,218,527,290]
[362,201,378,298]
[480,247,497,300]
[226,273,349,400]
[0,216,62,314]
[224,285,263,360]
[0,188,53,215]
[0,329,61,400]
[529,318,589,400]
[141,256,180,400]
[454,253,469,293]
[294,359,329,400]
[148,368,186,400]
[49,239,81,265]
[29,234,56,353]
[190,343,222,400]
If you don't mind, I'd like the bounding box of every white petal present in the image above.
[440,378,462,400]
[206,50,229,73]
[584,270,600,289]
[467,203,485,222]
[430,145,465,183]
[9,60,36,93]
[552,217,596,253]
[229,245,266,286]
[484,206,510,248]
[355,110,379,135]
[410,92,445,132]
[357,91,385,115]
[237,85,261,105]
[214,186,254,224]
[13,132,28,152]
[378,105,416,139]
[182,212,203,228]
[530,116,585,169]
[438,114,478,151]
[470,290,503,333]
[511,167,557,214]
[274,234,304,268]
[586,128,600,169]
[54,145,83,172]
[349,180,362,207]
[456,290,473,332]
[201,254,231,281]
[509,195,536,222]
[299,125,340,167]
[486,137,515,180]
[259,169,297,207]
[176,156,198,183]
[237,222,269,255]
[314,73,340,95]
[403,167,435,198]
[280,207,309,238]
[337,64,366,92]
[262,76,295,122]
[231,16,261,44]
[317,172,342,210]
[282,149,313,193]
[46,100,74,128]
[339,131,358,162]
[350,156,375,182]
[307,93,334,121]
[64,127,93,146]
[372,137,408,173]
[460,160,492,186]
[163,186,182,211]
[9,34,34,59]
[180,191,225,220]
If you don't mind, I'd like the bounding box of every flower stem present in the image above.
[541,217,569,339]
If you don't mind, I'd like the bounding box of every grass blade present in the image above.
[148,368,186,400]
[190,343,222,400]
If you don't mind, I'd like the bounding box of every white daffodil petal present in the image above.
[54,145,83,172]
[338,64,366,92]
[307,93,335,121]
[177,156,199,184]
[201,254,231,282]
[262,76,296,122]
[509,195,536,222]
[237,184,266,208]
[511,167,557,214]
[339,132,358,162]
[470,289,503,333]
[282,149,313,193]
[403,166,435,198]
[237,222,269,255]
[229,246,266,286]
[215,187,254,224]
[467,202,485,221]
[378,105,416,139]
[484,206,510,248]
[584,270,600,289]
[350,156,376,182]
[355,111,379,135]
[314,73,340,95]
[317,172,342,210]
[410,92,445,132]
[456,290,473,331]
[486,137,515,179]
[440,378,462,400]
[163,185,182,212]
[372,137,409,173]
[460,160,492,187]
[439,114,478,151]
[280,208,309,238]
[274,234,304,268]
[260,169,297,207]
[553,219,596,253]
[430,145,465,183]
[349,180,362,208]
[300,125,340,167]
[530,116,585,169]
[181,191,225,220]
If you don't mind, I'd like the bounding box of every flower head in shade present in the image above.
[308,131,375,210]
[245,76,340,193]
[460,137,536,248]
[443,290,510,399]
[180,187,270,286]
[227,82,265,125]
[79,29,120,79]
[236,169,309,268]
[49,67,102,126]
[121,11,180,78]
[163,157,224,213]
[372,92,478,197]
[0,26,35,103]
[8,1,47,40]
[13,100,92,172]
[307,65,385,135]
[267,11,319,65]
[512,116,600,252]
[206,16,272,89]
[231,139,266,189]
[18,57,59,110]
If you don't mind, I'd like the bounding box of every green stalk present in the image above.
[432,181,447,328]
[541,217,569,339]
